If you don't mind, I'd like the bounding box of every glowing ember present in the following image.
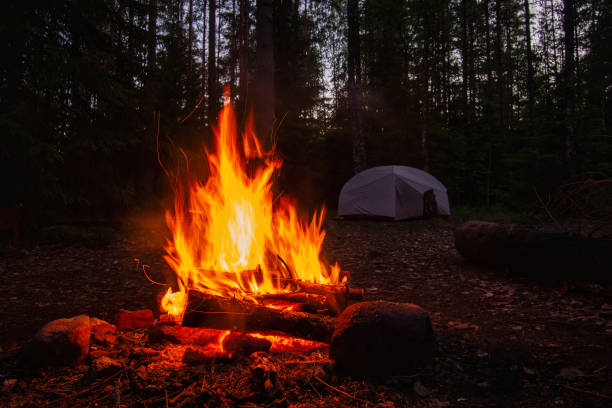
[176,327,326,357]
[249,332,327,353]
[162,88,343,321]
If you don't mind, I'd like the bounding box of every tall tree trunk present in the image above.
[127,5,135,86]
[484,0,493,85]
[524,0,534,129]
[460,0,468,113]
[347,0,366,174]
[188,0,194,83]
[201,0,207,106]
[494,0,504,127]
[238,0,249,121]
[254,0,275,147]
[208,0,218,122]
[141,0,158,197]
[562,0,576,170]
[146,0,157,100]
[549,0,559,81]
[420,7,432,172]
[467,3,476,123]
[483,0,494,206]
[506,23,514,123]
[230,0,237,88]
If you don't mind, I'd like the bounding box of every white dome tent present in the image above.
[338,166,450,220]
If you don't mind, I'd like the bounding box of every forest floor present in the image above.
[0,213,611,407]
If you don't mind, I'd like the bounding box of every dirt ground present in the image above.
[0,214,611,407]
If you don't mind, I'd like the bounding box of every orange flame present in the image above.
[162,89,342,321]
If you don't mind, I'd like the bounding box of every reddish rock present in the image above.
[115,309,155,329]
[330,301,434,376]
[90,317,117,344]
[25,315,91,366]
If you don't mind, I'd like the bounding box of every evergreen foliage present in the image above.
[1,0,610,229]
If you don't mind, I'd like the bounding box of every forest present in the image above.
[2,0,610,231]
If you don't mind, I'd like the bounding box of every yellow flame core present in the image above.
[162,95,342,320]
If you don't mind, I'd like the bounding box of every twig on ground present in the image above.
[313,375,366,403]
[533,186,561,229]
[45,370,123,406]
[564,384,612,400]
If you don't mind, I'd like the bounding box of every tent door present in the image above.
[423,189,439,218]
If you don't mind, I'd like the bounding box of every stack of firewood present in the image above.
[163,272,364,343]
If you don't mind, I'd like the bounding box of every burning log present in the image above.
[292,280,364,314]
[256,292,330,313]
[258,282,364,315]
[180,290,336,343]
[455,220,612,282]
[185,266,364,315]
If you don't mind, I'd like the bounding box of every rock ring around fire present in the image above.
[330,301,434,376]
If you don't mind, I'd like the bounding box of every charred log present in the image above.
[256,292,331,314]
[455,220,612,282]
[180,291,336,343]
[294,280,364,314]
[189,267,363,315]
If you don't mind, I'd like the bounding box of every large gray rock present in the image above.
[330,301,433,376]
[25,315,91,366]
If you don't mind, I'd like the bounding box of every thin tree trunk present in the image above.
[562,0,576,170]
[495,0,504,127]
[484,0,493,206]
[188,0,194,81]
[142,0,158,197]
[255,0,275,147]
[549,0,559,81]
[202,0,207,107]
[208,0,218,122]
[420,8,431,173]
[467,4,476,123]
[230,0,237,88]
[146,0,157,97]
[506,23,514,123]
[347,0,366,174]
[238,0,249,121]
[460,0,469,116]
[484,0,493,84]
[524,0,534,128]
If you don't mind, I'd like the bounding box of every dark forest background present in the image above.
[1,0,611,236]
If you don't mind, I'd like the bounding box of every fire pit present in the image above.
[157,89,363,346]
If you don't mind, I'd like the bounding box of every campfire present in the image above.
[158,89,363,355]
[11,93,432,408]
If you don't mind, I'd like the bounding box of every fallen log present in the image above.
[454,220,612,282]
[180,290,336,343]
